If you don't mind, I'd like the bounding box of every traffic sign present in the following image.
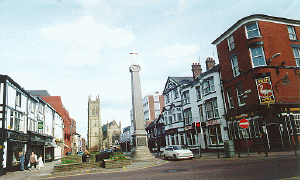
[239,119,249,128]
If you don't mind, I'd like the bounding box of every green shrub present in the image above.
[110,153,126,160]
[61,159,76,164]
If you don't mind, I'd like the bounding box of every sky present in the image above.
[1,0,299,139]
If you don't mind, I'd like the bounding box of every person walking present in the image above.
[37,155,44,170]
[24,151,30,170]
[19,152,25,171]
[29,151,37,170]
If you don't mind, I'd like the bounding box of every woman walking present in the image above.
[19,152,25,171]
[37,155,44,170]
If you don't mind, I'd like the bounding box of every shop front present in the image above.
[5,130,29,173]
[27,131,46,159]
[226,105,300,152]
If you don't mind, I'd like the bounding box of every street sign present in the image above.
[239,119,249,128]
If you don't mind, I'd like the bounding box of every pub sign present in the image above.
[255,77,275,104]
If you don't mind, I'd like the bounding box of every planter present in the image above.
[103,159,132,169]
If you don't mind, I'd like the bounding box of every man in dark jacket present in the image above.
[24,151,30,170]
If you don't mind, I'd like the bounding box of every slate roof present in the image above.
[27,90,50,97]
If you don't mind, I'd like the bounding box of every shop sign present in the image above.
[205,120,220,126]
[255,77,275,104]
[185,125,193,131]
[38,122,43,129]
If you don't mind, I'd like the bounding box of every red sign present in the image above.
[239,119,249,128]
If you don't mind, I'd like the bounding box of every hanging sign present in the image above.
[38,122,43,129]
[255,77,275,104]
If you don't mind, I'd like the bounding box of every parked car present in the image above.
[163,145,193,160]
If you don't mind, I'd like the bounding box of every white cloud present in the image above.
[64,51,101,66]
[40,16,135,51]
[160,44,199,58]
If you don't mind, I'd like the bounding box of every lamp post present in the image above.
[267,53,281,64]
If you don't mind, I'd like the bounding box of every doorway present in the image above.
[266,124,283,149]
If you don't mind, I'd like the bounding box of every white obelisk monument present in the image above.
[129,50,154,161]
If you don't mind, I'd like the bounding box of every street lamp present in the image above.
[267,53,281,63]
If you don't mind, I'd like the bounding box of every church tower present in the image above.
[88,95,103,151]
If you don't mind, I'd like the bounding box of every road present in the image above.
[49,156,299,180]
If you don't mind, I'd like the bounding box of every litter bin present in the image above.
[224,140,235,158]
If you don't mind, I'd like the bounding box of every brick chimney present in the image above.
[206,57,215,71]
[191,63,202,79]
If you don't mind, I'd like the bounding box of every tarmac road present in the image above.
[49,155,300,180]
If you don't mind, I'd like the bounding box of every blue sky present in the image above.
[1,0,299,138]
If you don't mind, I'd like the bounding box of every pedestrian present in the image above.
[37,155,44,170]
[29,151,37,170]
[82,150,90,162]
[24,151,30,170]
[19,152,25,171]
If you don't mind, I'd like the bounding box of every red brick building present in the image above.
[212,14,300,151]
[42,96,73,155]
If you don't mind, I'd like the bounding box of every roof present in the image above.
[171,77,194,85]
[27,90,50,97]
[163,76,193,94]
[212,14,300,45]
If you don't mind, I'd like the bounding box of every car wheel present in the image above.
[173,154,177,160]
[163,154,168,160]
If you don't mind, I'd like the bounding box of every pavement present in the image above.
[2,150,299,180]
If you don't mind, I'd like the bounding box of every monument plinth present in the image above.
[129,64,154,161]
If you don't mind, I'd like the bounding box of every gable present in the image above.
[163,77,179,95]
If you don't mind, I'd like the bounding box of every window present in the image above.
[198,105,204,122]
[203,78,215,95]
[293,48,300,67]
[288,26,297,40]
[227,89,234,109]
[177,113,182,122]
[165,94,170,104]
[182,91,190,105]
[231,56,240,77]
[208,125,223,145]
[184,109,192,125]
[249,46,266,67]
[174,89,179,99]
[196,86,201,100]
[245,22,260,39]
[16,92,21,107]
[236,85,245,106]
[227,35,235,51]
[205,98,219,119]
[293,114,300,134]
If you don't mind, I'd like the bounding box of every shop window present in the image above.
[208,125,223,145]
[293,114,300,134]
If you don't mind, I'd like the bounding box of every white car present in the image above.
[163,145,193,160]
